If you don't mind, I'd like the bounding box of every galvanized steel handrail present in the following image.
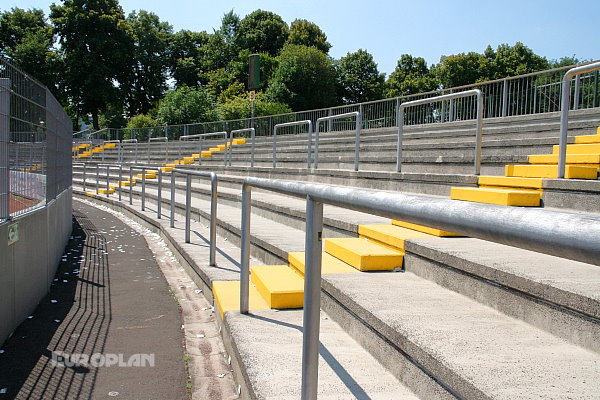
[558,61,600,178]
[229,128,256,167]
[171,168,218,266]
[314,112,361,171]
[128,165,162,219]
[97,163,123,201]
[238,176,600,400]
[179,131,229,166]
[396,89,484,174]
[272,120,312,168]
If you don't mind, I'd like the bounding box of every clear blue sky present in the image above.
[8,0,600,75]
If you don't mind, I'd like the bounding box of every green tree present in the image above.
[169,29,211,87]
[432,52,486,88]
[484,42,548,79]
[337,49,384,104]
[123,10,173,115]
[124,113,158,140]
[287,19,331,54]
[219,92,291,120]
[267,44,337,111]
[234,10,288,56]
[99,103,126,129]
[0,7,62,91]
[156,86,220,125]
[51,0,132,129]
[384,54,438,97]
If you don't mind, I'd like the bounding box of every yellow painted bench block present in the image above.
[165,163,176,168]
[118,180,135,187]
[136,173,157,179]
[103,142,117,148]
[232,138,246,145]
[575,135,600,144]
[191,153,201,159]
[209,147,221,152]
[213,281,270,318]
[92,148,103,153]
[505,164,598,179]
[324,238,403,271]
[251,265,304,309]
[552,143,600,154]
[390,220,460,237]
[98,188,115,195]
[85,192,95,197]
[478,176,543,189]
[174,160,181,165]
[183,156,195,162]
[358,224,434,251]
[288,252,358,276]
[161,167,173,172]
[451,187,541,206]
[528,153,600,164]
[180,158,194,165]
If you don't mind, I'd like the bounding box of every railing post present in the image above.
[306,122,312,169]
[157,168,162,219]
[170,171,175,228]
[185,174,191,243]
[313,122,320,169]
[574,75,581,110]
[474,91,484,175]
[0,78,9,219]
[300,196,324,400]
[82,163,87,192]
[96,164,99,194]
[240,183,252,314]
[141,167,146,211]
[209,173,217,266]
[118,165,122,202]
[251,128,255,168]
[105,166,110,198]
[502,79,509,117]
[272,127,277,168]
[396,105,404,172]
[354,113,362,171]
[129,166,133,205]
[558,74,572,179]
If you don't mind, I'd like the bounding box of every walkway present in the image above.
[0,202,187,399]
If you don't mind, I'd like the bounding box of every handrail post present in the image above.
[105,166,109,198]
[209,173,217,266]
[224,132,228,167]
[157,168,162,219]
[314,123,320,169]
[502,79,509,117]
[251,128,255,168]
[474,90,484,175]
[396,105,404,172]
[240,183,252,314]
[300,196,324,400]
[129,166,133,205]
[272,127,277,168]
[95,164,99,194]
[82,163,86,192]
[170,171,176,228]
[185,174,191,243]
[118,165,122,202]
[306,122,313,169]
[141,167,146,211]
[354,113,361,171]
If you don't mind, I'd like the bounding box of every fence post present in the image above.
[118,165,122,202]
[300,196,324,400]
[170,171,175,228]
[105,166,110,198]
[502,79,509,117]
[209,173,217,266]
[574,75,581,110]
[129,166,133,205]
[185,174,191,243]
[141,167,146,211]
[240,183,252,314]
[0,79,9,219]
[157,168,162,219]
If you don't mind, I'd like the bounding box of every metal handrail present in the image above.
[128,165,162,218]
[558,61,600,178]
[171,168,218,266]
[97,163,124,201]
[238,177,600,400]
[272,120,312,168]
[178,131,229,166]
[397,89,483,174]
[229,128,256,167]
[314,112,361,170]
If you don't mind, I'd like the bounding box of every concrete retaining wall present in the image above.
[0,188,72,345]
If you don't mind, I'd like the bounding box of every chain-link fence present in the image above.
[0,57,72,220]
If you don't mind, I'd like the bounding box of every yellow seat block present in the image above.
[358,224,435,251]
[103,142,116,148]
[119,180,135,187]
[85,192,95,197]
[174,160,181,165]
[209,147,221,152]
[98,188,115,195]
[201,151,212,158]
[288,252,358,276]
[250,265,304,309]
[161,167,173,172]
[191,153,200,159]
[552,143,600,154]
[574,135,600,144]
[528,153,600,164]
[136,173,157,179]
[478,176,544,189]
[505,164,598,179]
[165,163,176,168]
[324,238,403,271]
[451,187,541,206]
[181,158,194,164]
[213,281,270,318]
[232,138,246,145]
[390,220,460,237]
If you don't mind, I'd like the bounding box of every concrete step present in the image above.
[250,265,304,309]
[450,187,542,206]
[358,223,434,251]
[505,164,598,179]
[324,238,404,271]
[213,280,270,317]
[288,251,359,276]
[391,220,460,237]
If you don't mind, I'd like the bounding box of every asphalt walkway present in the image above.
[0,201,187,400]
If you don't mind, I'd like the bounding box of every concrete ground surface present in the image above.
[0,201,232,399]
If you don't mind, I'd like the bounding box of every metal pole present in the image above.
[83,163,86,192]
[354,113,362,171]
[224,133,228,167]
[118,165,122,202]
[0,79,9,219]
[474,92,484,175]
[574,75,581,110]
[314,123,320,169]
[157,169,162,219]
[240,183,252,314]
[502,79,509,117]
[209,173,217,266]
[170,171,175,228]
[129,166,133,205]
[306,122,312,169]
[96,164,99,194]
[558,75,572,179]
[396,106,404,172]
[300,196,324,400]
[272,127,277,168]
[141,167,146,211]
[105,166,109,198]
[185,174,191,243]
[251,128,255,168]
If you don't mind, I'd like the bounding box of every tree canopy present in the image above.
[234,10,288,56]
[337,49,385,104]
[287,19,331,54]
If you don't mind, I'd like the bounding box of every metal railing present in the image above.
[396,90,483,174]
[273,120,312,168]
[179,131,229,167]
[147,136,168,164]
[229,128,255,167]
[96,163,123,201]
[237,177,600,400]
[558,61,600,178]
[128,165,162,218]
[314,112,361,170]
